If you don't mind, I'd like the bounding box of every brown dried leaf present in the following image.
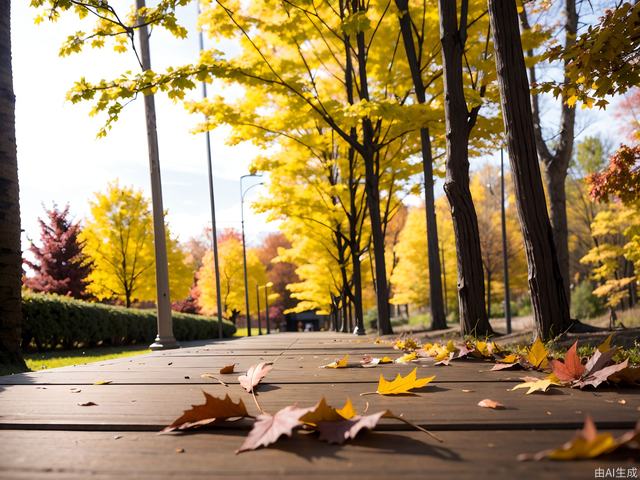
[238,362,273,393]
[477,399,505,409]
[77,401,97,406]
[161,392,249,433]
[219,364,237,374]
[316,410,387,444]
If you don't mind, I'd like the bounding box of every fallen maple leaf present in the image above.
[393,337,420,352]
[360,355,393,367]
[597,334,613,353]
[316,410,388,444]
[93,380,112,385]
[320,355,349,369]
[609,366,640,386]
[370,368,435,395]
[511,376,560,395]
[477,399,505,409]
[394,352,418,364]
[518,416,624,461]
[236,405,313,453]
[77,401,97,406]
[525,338,549,370]
[550,342,585,383]
[300,397,355,426]
[162,392,249,433]
[219,364,237,374]
[238,362,273,392]
[552,342,629,389]
[576,359,629,389]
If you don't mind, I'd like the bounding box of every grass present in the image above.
[24,345,150,371]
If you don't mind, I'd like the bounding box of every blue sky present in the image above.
[11,2,623,252]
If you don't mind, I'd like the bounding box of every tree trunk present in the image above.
[395,0,446,330]
[520,1,577,303]
[438,0,493,336]
[352,6,392,334]
[0,0,26,369]
[488,0,571,339]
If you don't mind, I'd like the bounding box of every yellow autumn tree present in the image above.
[81,181,191,307]
[195,230,267,324]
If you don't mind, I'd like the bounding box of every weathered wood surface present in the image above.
[0,332,637,479]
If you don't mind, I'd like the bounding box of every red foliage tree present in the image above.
[588,144,640,205]
[23,205,93,298]
[256,232,299,315]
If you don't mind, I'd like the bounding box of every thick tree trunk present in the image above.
[353,6,392,334]
[520,1,577,302]
[395,0,446,330]
[488,0,571,339]
[0,1,26,369]
[438,0,493,336]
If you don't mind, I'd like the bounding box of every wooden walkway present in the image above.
[0,332,637,479]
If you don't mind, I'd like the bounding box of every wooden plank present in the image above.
[1,382,637,430]
[4,355,536,385]
[0,429,635,479]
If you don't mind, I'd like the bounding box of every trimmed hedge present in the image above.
[21,292,236,351]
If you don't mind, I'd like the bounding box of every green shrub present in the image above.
[571,280,605,320]
[21,292,236,351]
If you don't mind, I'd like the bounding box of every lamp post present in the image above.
[500,148,512,334]
[256,283,263,335]
[240,174,263,336]
[197,1,224,339]
[136,0,177,350]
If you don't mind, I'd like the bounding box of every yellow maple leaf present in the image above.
[300,397,355,425]
[597,334,613,353]
[548,417,618,460]
[394,352,418,364]
[336,398,356,420]
[320,355,349,369]
[393,337,420,352]
[379,356,393,364]
[498,353,520,364]
[511,376,560,395]
[375,368,435,395]
[525,338,549,369]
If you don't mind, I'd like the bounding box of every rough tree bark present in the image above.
[0,1,26,369]
[488,0,572,339]
[438,0,493,336]
[395,0,447,330]
[520,1,577,302]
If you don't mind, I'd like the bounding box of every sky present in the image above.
[11,1,624,254]
[11,2,273,252]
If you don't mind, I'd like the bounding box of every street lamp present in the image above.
[240,174,263,336]
[197,0,224,339]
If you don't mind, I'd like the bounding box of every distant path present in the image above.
[0,332,636,478]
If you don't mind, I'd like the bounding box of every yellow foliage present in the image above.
[81,181,191,307]
[196,232,267,319]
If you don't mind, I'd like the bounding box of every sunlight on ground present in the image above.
[25,346,150,371]
[233,327,266,337]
